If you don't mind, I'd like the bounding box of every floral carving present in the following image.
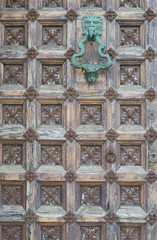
[64,211,77,224]
[104,211,118,224]
[104,9,118,23]
[26,8,40,22]
[44,0,61,7]
[2,185,22,205]
[81,145,102,165]
[143,47,157,62]
[81,186,101,206]
[64,128,78,142]
[2,225,22,240]
[4,64,23,84]
[121,145,140,166]
[121,186,140,205]
[104,169,118,184]
[121,27,139,46]
[43,27,62,46]
[104,87,118,102]
[24,86,39,102]
[3,144,22,165]
[81,105,102,125]
[144,87,157,102]
[121,66,139,85]
[23,127,39,142]
[24,209,38,224]
[24,169,38,183]
[65,8,79,22]
[41,226,61,240]
[63,86,79,102]
[82,0,100,7]
[42,66,61,84]
[145,212,157,225]
[3,105,23,125]
[41,105,62,125]
[6,0,25,8]
[26,47,39,61]
[121,106,140,125]
[64,48,76,61]
[41,185,61,205]
[145,170,157,184]
[120,227,140,240]
[81,227,100,240]
[6,27,24,45]
[144,128,157,144]
[143,8,157,22]
[106,48,118,60]
[41,145,61,165]
[106,129,119,142]
[120,0,138,7]
[64,169,77,182]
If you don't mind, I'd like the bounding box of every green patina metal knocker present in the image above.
[71,14,112,83]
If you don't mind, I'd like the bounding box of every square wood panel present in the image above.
[0,223,26,240]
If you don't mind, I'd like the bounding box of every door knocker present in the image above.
[71,14,112,83]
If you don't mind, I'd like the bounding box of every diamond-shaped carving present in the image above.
[145,170,157,184]
[144,87,157,102]
[64,211,77,224]
[104,87,118,102]
[24,209,38,224]
[64,47,76,61]
[24,170,38,183]
[104,169,118,184]
[143,8,157,22]
[106,48,118,60]
[23,127,39,142]
[26,8,40,22]
[24,86,39,102]
[104,211,118,224]
[26,47,39,61]
[143,47,157,62]
[145,212,157,225]
[64,128,78,142]
[144,128,157,144]
[104,9,118,23]
[63,87,79,102]
[64,169,77,182]
[106,129,119,142]
[65,8,79,22]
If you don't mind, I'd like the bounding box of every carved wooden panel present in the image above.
[120,27,140,46]
[0,0,156,239]
[81,105,102,125]
[41,185,62,206]
[81,145,102,165]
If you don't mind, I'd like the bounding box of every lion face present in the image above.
[82,14,102,40]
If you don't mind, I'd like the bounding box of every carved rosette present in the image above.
[104,9,118,23]
[24,209,38,224]
[64,169,77,183]
[144,128,157,144]
[104,87,118,102]
[63,87,79,102]
[26,8,40,22]
[64,128,78,142]
[65,8,79,22]
[144,87,157,102]
[104,169,118,184]
[64,48,76,61]
[143,47,157,62]
[106,129,119,142]
[26,47,39,61]
[24,170,38,183]
[24,86,39,102]
[145,212,157,225]
[143,8,157,22]
[104,211,118,224]
[145,170,157,184]
[64,211,77,224]
[106,48,118,60]
[23,127,39,142]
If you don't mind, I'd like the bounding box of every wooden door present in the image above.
[0,0,157,239]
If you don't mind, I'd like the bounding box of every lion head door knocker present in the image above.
[71,14,112,83]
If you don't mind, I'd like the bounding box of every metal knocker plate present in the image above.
[71,14,112,83]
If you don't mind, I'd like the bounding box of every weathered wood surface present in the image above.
[0,0,157,239]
